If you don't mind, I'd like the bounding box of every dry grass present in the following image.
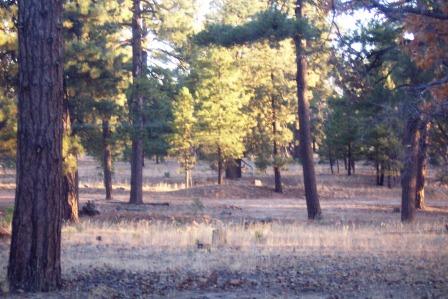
[80,181,187,192]
[63,219,448,252]
[5,219,444,281]
[54,219,448,275]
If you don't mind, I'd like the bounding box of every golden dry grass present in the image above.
[52,219,448,275]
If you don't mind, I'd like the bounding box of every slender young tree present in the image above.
[293,0,321,219]
[129,0,145,204]
[272,92,283,193]
[194,48,250,185]
[102,117,113,200]
[169,87,197,188]
[8,0,63,291]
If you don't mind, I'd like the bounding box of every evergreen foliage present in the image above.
[194,8,316,47]
[193,47,251,181]
[169,87,197,187]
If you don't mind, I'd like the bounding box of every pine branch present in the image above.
[368,0,448,20]
[193,9,316,47]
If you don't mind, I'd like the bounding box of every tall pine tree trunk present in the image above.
[8,0,63,291]
[401,116,420,222]
[129,0,144,204]
[102,118,113,200]
[416,121,429,210]
[294,0,321,219]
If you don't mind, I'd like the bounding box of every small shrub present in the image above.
[164,172,170,178]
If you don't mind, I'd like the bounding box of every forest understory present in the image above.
[0,159,447,299]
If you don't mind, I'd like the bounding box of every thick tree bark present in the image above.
[8,0,63,291]
[129,0,145,204]
[416,121,429,210]
[102,118,113,200]
[401,116,420,222]
[294,0,321,219]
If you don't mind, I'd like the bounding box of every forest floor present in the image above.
[0,158,447,298]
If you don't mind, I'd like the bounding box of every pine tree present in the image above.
[194,1,324,218]
[194,47,251,184]
[64,0,130,202]
[8,0,64,291]
[169,87,197,188]
[244,42,296,193]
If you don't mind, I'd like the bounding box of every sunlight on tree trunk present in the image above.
[416,121,429,210]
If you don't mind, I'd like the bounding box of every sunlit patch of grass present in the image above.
[79,180,187,193]
[58,219,448,274]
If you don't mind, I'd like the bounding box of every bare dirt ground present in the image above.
[0,157,448,298]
